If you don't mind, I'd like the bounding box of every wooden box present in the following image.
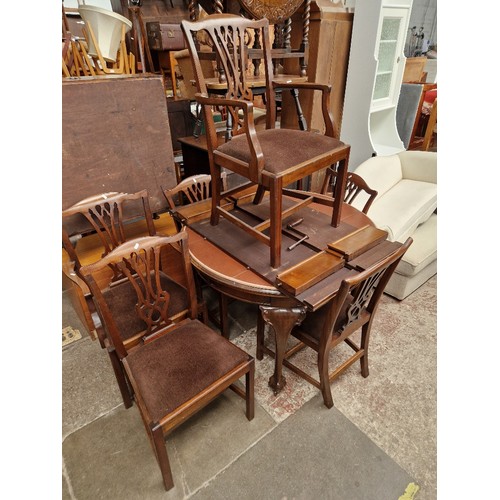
[147,22,186,51]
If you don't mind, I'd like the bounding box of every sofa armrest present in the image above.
[354,154,403,198]
[398,151,437,184]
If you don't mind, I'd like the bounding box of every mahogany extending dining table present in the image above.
[172,190,401,394]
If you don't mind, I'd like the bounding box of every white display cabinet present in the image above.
[340,0,413,170]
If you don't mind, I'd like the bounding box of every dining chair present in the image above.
[163,173,233,338]
[181,14,351,268]
[320,169,378,215]
[80,234,254,491]
[163,172,227,210]
[62,190,158,341]
[62,191,208,397]
[79,227,203,407]
[257,238,412,408]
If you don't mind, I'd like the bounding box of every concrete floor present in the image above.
[62,277,436,499]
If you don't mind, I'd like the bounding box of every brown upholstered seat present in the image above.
[217,129,346,175]
[126,319,249,420]
[81,235,255,491]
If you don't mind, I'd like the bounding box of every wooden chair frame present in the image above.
[81,235,254,491]
[62,190,207,348]
[182,14,351,268]
[163,172,227,209]
[163,173,232,337]
[257,238,412,408]
[320,169,378,214]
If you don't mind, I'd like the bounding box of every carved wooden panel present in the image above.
[238,0,304,24]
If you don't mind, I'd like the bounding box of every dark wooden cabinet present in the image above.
[166,98,195,153]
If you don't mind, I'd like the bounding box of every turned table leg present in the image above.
[259,305,306,394]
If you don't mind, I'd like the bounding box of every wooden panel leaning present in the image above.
[80,234,254,491]
[62,74,178,233]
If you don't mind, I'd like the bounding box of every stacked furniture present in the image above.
[350,150,437,300]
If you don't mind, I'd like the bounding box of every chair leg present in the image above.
[219,293,230,338]
[269,179,283,268]
[320,167,333,194]
[246,359,255,420]
[151,425,175,491]
[318,350,333,408]
[360,323,371,378]
[210,164,222,226]
[256,312,265,360]
[107,348,134,408]
[253,185,266,204]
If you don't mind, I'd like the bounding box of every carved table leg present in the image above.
[260,305,306,394]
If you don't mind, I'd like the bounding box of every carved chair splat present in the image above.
[320,169,378,215]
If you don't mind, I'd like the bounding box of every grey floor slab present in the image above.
[191,394,417,500]
[62,391,276,499]
[62,336,123,439]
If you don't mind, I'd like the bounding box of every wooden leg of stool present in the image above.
[169,51,178,97]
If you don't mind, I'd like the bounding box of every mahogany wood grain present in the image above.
[276,249,344,295]
[327,225,388,261]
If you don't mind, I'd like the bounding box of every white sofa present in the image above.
[351,150,437,300]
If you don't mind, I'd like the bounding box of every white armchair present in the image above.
[351,151,437,299]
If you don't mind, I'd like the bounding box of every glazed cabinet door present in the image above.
[371,7,409,111]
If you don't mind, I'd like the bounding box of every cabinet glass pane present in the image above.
[381,17,401,41]
[373,73,391,100]
[378,41,397,72]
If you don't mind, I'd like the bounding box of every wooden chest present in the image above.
[147,22,186,51]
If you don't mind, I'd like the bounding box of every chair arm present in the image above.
[271,81,336,138]
[194,92,265,173]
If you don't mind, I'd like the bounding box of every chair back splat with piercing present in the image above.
[62,191,156,275]
[181,14,351,268]
[258,238,412,408]
[320,169,378,215]
[163,173,227,211]
[62,191,209,405]
[62,191,158,340]
[81,235,254,491]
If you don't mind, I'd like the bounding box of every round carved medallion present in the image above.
[238,0,304,24]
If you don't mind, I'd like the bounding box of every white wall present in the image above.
[407,0,437,50]
[63,0,112,10]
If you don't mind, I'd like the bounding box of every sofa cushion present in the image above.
[366,179,437,242]
[396,213,437,277]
